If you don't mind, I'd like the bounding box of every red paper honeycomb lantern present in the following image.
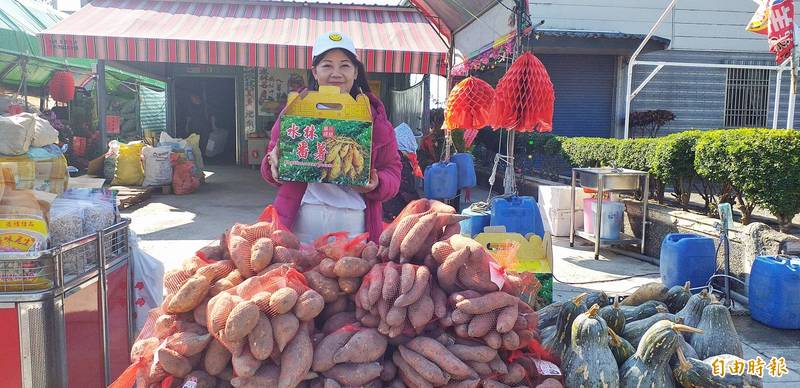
[490,52,554,132]
[49,71,75,103]
[444,76,495,130]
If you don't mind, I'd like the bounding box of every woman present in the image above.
[262,33,401,244]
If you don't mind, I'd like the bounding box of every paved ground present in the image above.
[124,165,800,386]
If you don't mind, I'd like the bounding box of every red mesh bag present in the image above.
[256,204,288,231]
[444,76,495,130]
[490,51,554,132]
[314,232,369,260]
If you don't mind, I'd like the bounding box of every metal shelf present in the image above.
[574,231,642,247]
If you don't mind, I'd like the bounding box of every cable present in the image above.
[552,272,661,285]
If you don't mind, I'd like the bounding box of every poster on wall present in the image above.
[258,69,307,117]
[243,68,257,135]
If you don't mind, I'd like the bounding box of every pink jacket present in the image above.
[261,93,401,243]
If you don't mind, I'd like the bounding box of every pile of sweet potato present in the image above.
[122,199,554,388]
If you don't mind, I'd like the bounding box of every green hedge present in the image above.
[523,129,800,231]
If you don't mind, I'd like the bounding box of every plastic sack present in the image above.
[172,159,200,195]
[58,188,117,235]
[48,199,86,245]
[31,114,60,147]
[142,146,173,187]
[185,133,205,172]
[0,188,48,252]
[104,140,120,180]
[0,114,35,156]
[26,145,69,194]
[111,141,145,186]
[206,128,228,158]
[314,232,369,261]
[129,231,164,333]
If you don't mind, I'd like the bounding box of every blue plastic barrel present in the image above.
[424,162,458,200]
[490,196,545,237]
[749,255,800,329]
[460,208,491,237]
[450,153,476,189]
[659,233,716,290]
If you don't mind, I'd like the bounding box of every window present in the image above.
[724,68,770,127]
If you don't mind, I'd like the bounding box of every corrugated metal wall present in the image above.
[538,54,615,137]
[632,50,800,133]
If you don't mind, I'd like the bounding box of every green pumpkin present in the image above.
[676,289,712,341]
[622,312,678,347]
[665,281,692,313]
[622,300,670,323]
[583,291,610,309]
[538,301,563,330]
[542,293,588,362]
[690,303,743,359]
[608,327,636,367]
[599,298,626,335]
[669,334,699,370]
[620,321,702,388]
[673,349,763,388]
[564,304,619,388]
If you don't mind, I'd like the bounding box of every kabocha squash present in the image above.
[690,302,743,359]
[673,348,763,388]
[564,305,619,388]
[621,282,669,306]
[599,298,626,335]
[669,334,699,370]
[537,302,563,330]
[676,289,712,340]
[542,293,588,362]
[622,312,678,347]
[621,300,669,323]
[665,281,692,313]
[608,328,636,368]
[583,291,610,309]
[620,321,703,388]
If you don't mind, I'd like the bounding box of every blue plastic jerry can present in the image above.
[424,162,458,200]
[450,153,477,189]
[749,255,800,329]
[490,196,545,237]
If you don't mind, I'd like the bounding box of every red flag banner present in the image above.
[768,0,795,63]
[747,0,770,35]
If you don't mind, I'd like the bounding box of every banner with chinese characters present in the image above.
[278,86,372,186]
[258,69,307,117]
[243,68,257,135]
[768,0,795,63]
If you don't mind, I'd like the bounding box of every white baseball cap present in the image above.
[312,32,357,59]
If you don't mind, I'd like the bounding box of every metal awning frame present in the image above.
[624,0,796,136]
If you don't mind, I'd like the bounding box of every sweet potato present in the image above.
[278,323,313,388]
[382,265,400,302]
[168,332,212,357]
[324,362,383,386]
[415,232,441,262]
[236,277,264,300]
[130,337,159,362]
[502,363,526,385]
[321,295,350,321]
[250,237,274,273]
[250,291,272,314]
[457,263,499,293]
[432,241,455,264]
[495,304,518,334]
[231,364,280,388]
[183,370,217,388]
[274,246,320,270]
[323,378,342,388]
[386,305,407,327]
[484,331,502,350]
[446,344,496,363]
[229,235,256,277]
[334,257,371,278]
[193,298,210,327]
[248,313,274,360]
[431,286,448,319]
[389,214,423,260]
[408,293,435,331]
[361,242,379,264]
[454,324,469,338]
[437,247,470,292]
[407,336,475,380]
[400,264,416,294]
[393,350,434,388]
[468,312,497,338]
[489,355,508,375]
[313,327,357,372]
[360,313,380,328]
[154,314,177,339]
[455,292,517,315]
[440,222,461,241]
[400,213,437,258]
[168,275,212,313]
[482,380,512,388]
[318,258,337,278]
[272,313,300,352]
[501,331,520,350]
[337,277,360,294]
[158,347,192,378]
[294,290,325,321]
[398,345,450,386]
[196,260,236,283]
[381,359,397,382]
[204,338,232,375]
[443,379,481,388]
[467,361,492,378]
[380,223,398,247]
[395,266,431,307]
[223,300,260,342]
[321,312,357,334]
[271,229,300,249]
[269,287,299,315]
[333,328,387,364]
[447,234,482,253]
[305,271,340,303]
[218,365,235,381]
[366,265,384,308]
[451,309,473,325]
[232,345,261,377]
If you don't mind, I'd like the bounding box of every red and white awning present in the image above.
[39,0,448,75]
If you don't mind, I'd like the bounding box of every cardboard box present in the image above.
[278,86,372,186]
[474,227,554,307]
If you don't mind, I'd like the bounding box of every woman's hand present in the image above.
[352,169,379,194]
[268,147,283,184]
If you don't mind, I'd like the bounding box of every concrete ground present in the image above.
[124,165,800,386]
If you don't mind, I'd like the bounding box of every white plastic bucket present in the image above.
[583,199,624,240]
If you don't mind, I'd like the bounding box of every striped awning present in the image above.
[38,0,448,75]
